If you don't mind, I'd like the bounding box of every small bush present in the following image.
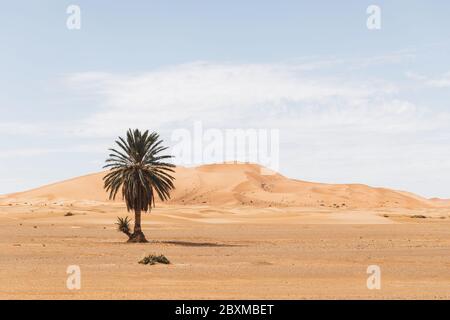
[139,254,171,265]
[64,212,74,216]
[116,216,131,235]
[411,215,427,219]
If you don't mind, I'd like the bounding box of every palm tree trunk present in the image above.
[128,207,148,243]
[134,207,142,233]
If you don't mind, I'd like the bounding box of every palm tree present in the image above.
[103,129,175,243]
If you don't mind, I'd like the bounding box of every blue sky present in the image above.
[1,1,450,197]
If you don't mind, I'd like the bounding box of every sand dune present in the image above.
[1,163,443,209]
[1,163,450,299]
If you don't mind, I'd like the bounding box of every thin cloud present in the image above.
[65,61,406,137]
[406,71,450,88]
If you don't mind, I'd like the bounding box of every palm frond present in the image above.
[103,129,176,213]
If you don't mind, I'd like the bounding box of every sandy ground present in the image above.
[1,202,449,299]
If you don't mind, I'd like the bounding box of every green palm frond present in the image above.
[116,216,132,235]
[103,129,176,212]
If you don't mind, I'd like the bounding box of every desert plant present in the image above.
[103,129,175,243]
[411,215,427,219]
[139,254,170,265]
[116,216,132,237]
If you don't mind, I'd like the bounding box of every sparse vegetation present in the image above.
[139,254,170,265]
[116,216,132,237]
[411,215,427,219]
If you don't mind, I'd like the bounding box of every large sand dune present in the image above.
[1,163,444,209]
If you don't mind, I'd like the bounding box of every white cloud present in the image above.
[0,122,46,136]
[406,71,450,88]
[0,144,108,159]
[65,61,412,137]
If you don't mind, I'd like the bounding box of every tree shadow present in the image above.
[156,240,242,247]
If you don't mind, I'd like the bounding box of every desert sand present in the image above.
[0,163,449,299]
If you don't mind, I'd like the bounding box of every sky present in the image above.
[1,1,450,198]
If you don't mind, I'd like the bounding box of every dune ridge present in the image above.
[1,163,446,209]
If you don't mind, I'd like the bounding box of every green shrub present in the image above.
[116,216,131,235]
[139,254,171,265]
[411,215,427,219]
